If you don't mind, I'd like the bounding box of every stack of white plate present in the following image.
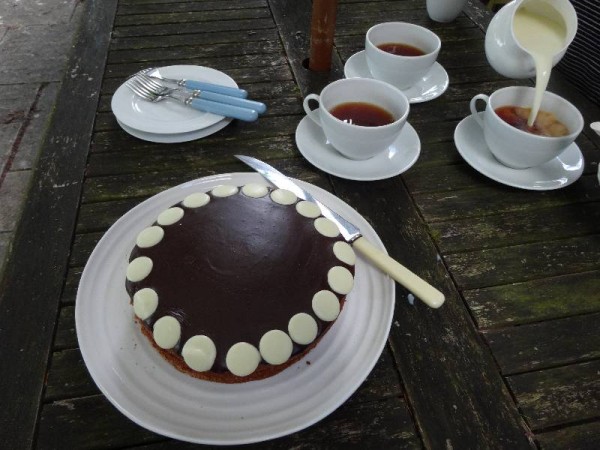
[111,65,238,143]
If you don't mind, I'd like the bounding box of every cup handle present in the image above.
[469,94,489,128]
[303,93,322,127]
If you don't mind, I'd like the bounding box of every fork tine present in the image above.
[125,77,157,101]
[137,74,165,91]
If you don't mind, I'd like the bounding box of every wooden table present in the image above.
[1,0,599,448]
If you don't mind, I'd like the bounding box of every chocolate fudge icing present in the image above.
[126,187,354,374]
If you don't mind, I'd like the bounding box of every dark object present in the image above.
[308,0,339,71]
[377,42,426,56]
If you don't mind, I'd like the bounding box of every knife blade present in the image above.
[235,155,445,309]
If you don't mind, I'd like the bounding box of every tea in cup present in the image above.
[303,78,410,160]
[365,22,441,90]
[469,86,583,169]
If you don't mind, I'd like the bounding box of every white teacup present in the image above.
[303,78,409,160]
[470,86,583,169]
[365,22,441,90]
[426,0,467,23]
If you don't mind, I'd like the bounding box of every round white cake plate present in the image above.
[454,113,584,190]
[76,173,395,445]
[344,50,449,103]
[295,114,421,181]
[116,117,232,143]
[111,65,239,135]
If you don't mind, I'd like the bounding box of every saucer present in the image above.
[295,114,421,181]
[454,113,584,190]
[344,51,449,103]
[111,65,239,135]
[116,117,232,143]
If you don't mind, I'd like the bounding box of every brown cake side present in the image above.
[125,183,356,383]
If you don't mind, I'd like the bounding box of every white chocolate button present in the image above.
[296,201,321,218]
[327,266,354,295]
[136,226,164,248]
[182,335,217,372]
[153,316,181,349]
[288,313,318,345]
[312,290,340,322]
[183,192,210,208]
[133,288,158,320]
[126,256,153,282]
[242,183,268,198]
[226,342,261,377]
[314,217,340,238]
[212,185,238,197]
[271,188,297,205]
[157,207,184,226]
[333,241,356,265]
[259,330,293,365]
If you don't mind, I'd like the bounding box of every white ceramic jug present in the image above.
[485,0,577,79]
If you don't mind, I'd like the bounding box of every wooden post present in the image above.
[308,0,339,71]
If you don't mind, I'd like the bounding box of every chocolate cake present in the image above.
[125,183,356,383]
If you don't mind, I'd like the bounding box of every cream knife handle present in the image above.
[352,237,445,309]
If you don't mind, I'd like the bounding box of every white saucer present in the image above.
[111,65,239,135]
[454,113,584,190]
[344,51,449,103]
[295,114,421,181]
[116,117,232,143]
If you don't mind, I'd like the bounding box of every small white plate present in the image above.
[344,50,449,103]
[116,118,232,143]
[111,65,239,135]
[76,173,395,445]
[454,113,584,190]
[295,114,421,181]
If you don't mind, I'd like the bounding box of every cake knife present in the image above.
[235,155,445,309]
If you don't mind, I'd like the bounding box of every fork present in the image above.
[137,74,266,114]
[126,77,259,122]
[137,68,248,98]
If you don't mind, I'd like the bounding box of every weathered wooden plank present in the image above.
[76,198,145,233]
[508,360,600,430]
[70,233,104,268]
[54,306,77,350]
[536,420,600,450]
[112,17,275,39]
[429,202,600,253]
[444,234,600,289]
[482,313,600,375]
[38,395,162,448]
[104,54,287,79]
[110,28,279,52]
[114,8,271,27]
[107,39,282,65]
[45,349,99,402]
[464,270,600,329]
[0,0,118,447]
[62,267,84,306]
[117,0,266,15]
[86,136,297,175]
[413,175,600,222]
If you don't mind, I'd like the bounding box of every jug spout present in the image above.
[485,0,577,79]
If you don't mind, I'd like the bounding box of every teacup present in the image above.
[365,22,441,90]
[303,78,409,160]
[470,86,583,169]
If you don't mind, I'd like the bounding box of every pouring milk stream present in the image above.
[485,0,577,125]
[512,0,568,126]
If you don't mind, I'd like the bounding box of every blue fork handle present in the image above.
[189,98,258,122]
[183,80,248,98]
[198,91,266,114]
